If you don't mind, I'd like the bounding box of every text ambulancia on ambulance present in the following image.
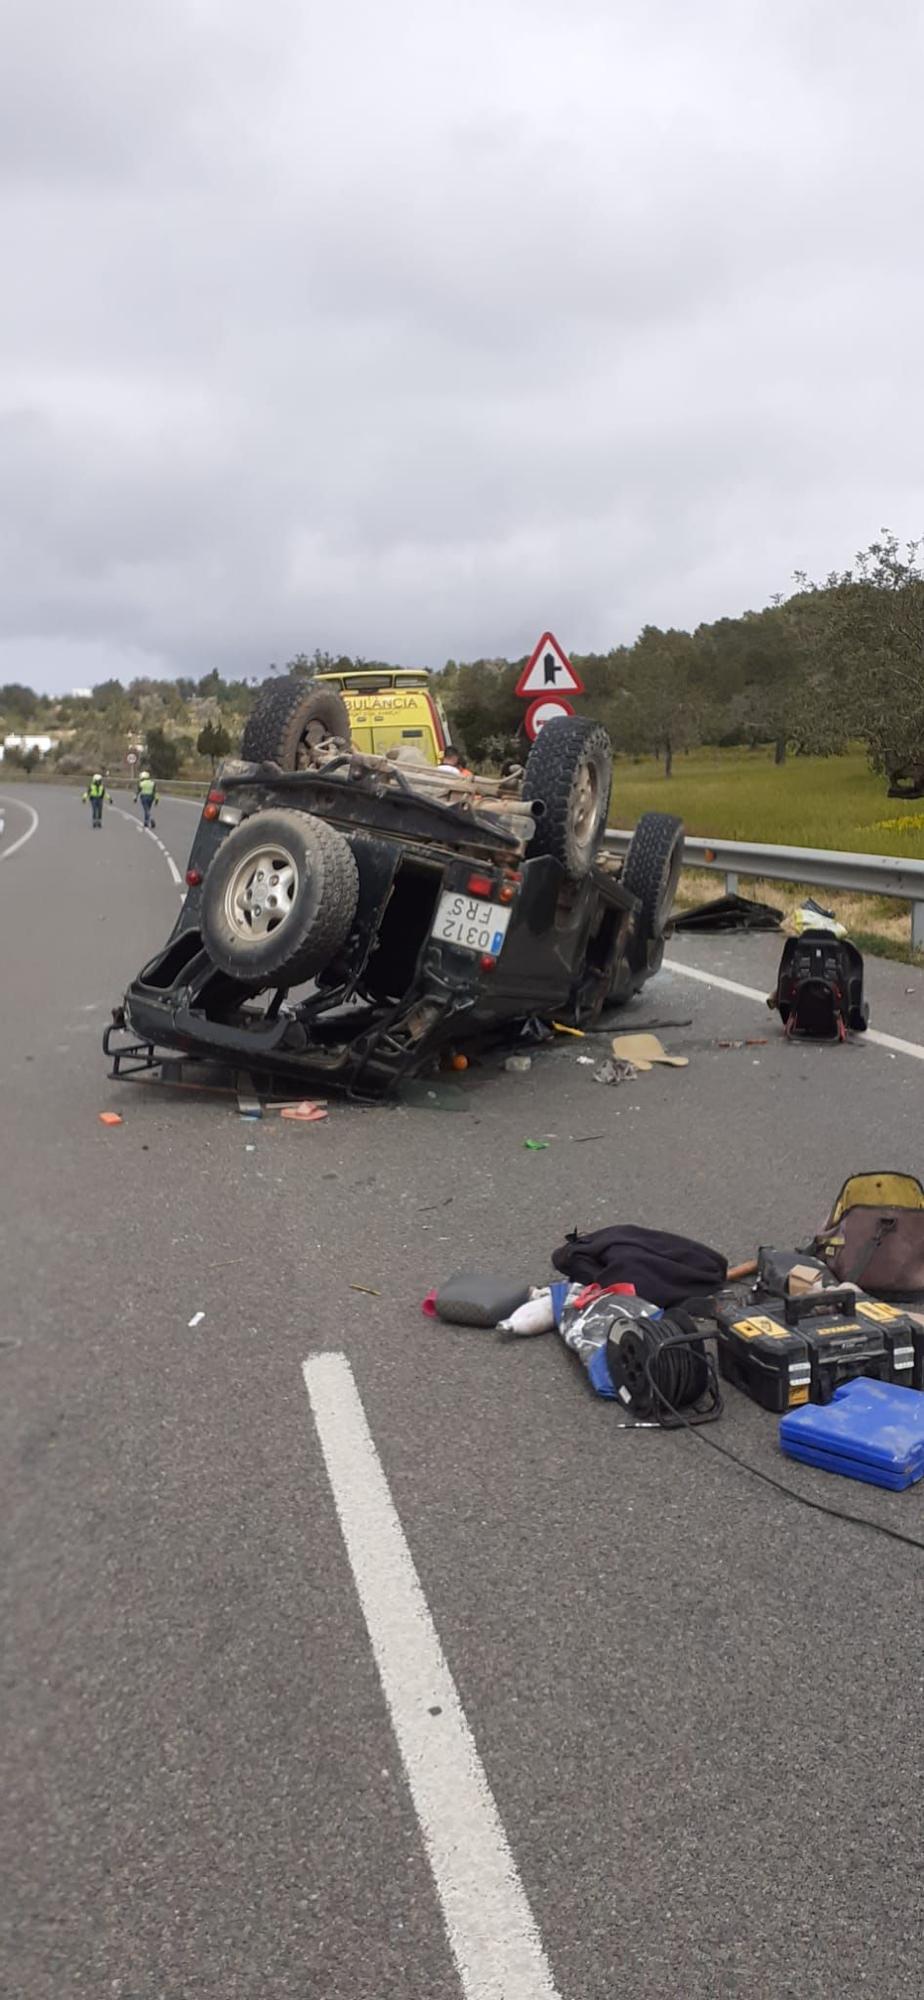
[314,666,451,766]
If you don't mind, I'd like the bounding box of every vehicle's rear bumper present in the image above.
[106,847,650,1096]
[107,976,471,1100]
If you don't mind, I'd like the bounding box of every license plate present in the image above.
[431,892,511,958]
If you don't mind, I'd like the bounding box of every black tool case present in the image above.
[715,1290,918,1412]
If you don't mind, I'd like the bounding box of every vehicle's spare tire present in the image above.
[240,677,352,769]
[523,717,613,879]
[200,808,359,985]
[620,811,684,969]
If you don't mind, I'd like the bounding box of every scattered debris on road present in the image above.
[98,1111,122,1126]
[433,1273,531,1327]
[188,1311,205,1328]
[268,1104,328,1120]
[791,896,847,938]
[673,892,782,933]
[552,1225,726,1306]
[593,1058,637,1086]
[613,1017,693,1033]
[423,1179,924,1526]
[520,1018,555,1045]
[496,1289,560,1338]
[611,1032,688,1071]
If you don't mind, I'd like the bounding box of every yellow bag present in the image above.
[815,1173,924,1296]
[828,1173,924,1220]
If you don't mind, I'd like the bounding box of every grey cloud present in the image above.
[2,0,924,691]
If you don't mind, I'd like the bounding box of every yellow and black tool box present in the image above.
[715,1289,919,1412]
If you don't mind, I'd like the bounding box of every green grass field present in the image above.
[612,748,924,860]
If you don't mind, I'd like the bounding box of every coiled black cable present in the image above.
[607,1310,723,1428]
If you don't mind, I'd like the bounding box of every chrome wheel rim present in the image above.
[571,760,600,856]
[224,844,299,941]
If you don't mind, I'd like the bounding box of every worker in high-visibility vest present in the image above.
[134,769,159,829]
[82,773,113,829]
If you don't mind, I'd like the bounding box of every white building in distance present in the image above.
[0,733,55,760]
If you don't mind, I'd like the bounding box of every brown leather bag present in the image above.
[813,1173,924,1297]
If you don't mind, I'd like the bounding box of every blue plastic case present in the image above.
[779,1378,924,1490]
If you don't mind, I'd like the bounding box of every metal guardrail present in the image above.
[23,769,911,947]
[605,830,924,951]
[155,797,924,947]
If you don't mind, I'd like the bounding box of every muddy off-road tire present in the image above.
[621,811,684,967]
[200,808,359,985]
[523,718,613,879]
[240,677,352,769]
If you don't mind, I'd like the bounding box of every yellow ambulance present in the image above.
[314,667,451,766]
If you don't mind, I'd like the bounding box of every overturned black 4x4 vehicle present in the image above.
[105,677,684,1099]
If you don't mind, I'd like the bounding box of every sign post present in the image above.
[515,631,584,741]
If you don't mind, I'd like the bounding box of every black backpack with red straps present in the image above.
[771,930,868,1041]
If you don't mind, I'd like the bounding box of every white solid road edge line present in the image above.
[153,832,184,888]
[111,805,184,891]
[663,956,924,1063]
[0,795,39,861]
[301,1353,561,2000]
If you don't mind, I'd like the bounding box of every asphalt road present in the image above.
[4,782,924,1999]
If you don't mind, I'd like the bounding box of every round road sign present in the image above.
[126,752,138,766]
[523,694,575,742]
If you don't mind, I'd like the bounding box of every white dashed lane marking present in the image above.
[111,806,185,893]
[302,1353,562,2000]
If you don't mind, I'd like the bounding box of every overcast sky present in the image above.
[2,0,923,693]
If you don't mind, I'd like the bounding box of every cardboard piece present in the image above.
[611,1033,688,1072]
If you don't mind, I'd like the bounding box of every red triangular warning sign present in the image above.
[515,631,584,697]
